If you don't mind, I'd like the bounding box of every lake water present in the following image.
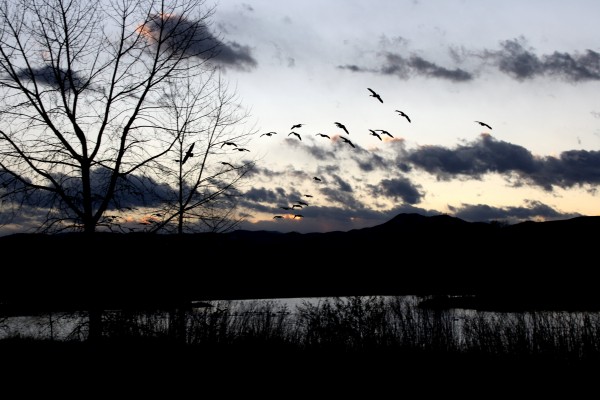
[0,295,428,340]
[2,295,600,359]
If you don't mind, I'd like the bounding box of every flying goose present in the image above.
[340,136,356,148]
[367,88,383,103]
[475,121,492,130]
[369,129,382,141]
[334,122,349,134]
[181,142,195,164]
[395,110,411,123]
[289,131,302,140]
[376,129,394,138]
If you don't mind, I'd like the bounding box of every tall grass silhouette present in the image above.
[2,296,600,366]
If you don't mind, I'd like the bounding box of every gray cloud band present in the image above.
[338,37,600,83]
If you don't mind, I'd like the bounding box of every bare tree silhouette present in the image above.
[0,0,256,341]
[143,70,257,234]
[0,0,233,235]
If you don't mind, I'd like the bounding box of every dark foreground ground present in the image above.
[2,214,599,392]
[1,336,598,395]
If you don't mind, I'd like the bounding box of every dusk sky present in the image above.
[2,0,600,235]
[201,0,600,233]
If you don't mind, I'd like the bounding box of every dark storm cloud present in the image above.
[338,52,473,82]
[366,177,423,205]
[486,38,600,82]
[403,134,600,190]
[448,200,581,224]
[14,65,85,90]
[143,13,257,71]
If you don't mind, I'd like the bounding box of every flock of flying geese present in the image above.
[221,87,492,222]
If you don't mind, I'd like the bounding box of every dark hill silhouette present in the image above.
[1,213,599,313]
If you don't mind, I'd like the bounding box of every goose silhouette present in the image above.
[261,131,277,137]
[395,110,411,123]
[367,88,383,103]
[340,136,356,148]
[334,122,349,134]
[316,133,330,139]
[369,129,382,141]
[475,121,492,130]
[291,123,304,130]
[221,141,237,148]
[181,142,195,164]
[376,129,394,138]
[289,131,302,140]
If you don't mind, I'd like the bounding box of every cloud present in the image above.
[352,149,390,173]
[241,186,284,204]
[340,37,600,83]
[367,177,423,205]
[140,13,257,71]
[238,203,442,234]
[212,41,257,70]
[386,53,473,81]
[338,52,473,82]
[488,38,600,82]
[403,134,600,190]
[404,134,537,180]
[448,200,581,224]
[14,65,85,90]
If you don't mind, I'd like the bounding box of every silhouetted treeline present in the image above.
[1,213,599,313]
